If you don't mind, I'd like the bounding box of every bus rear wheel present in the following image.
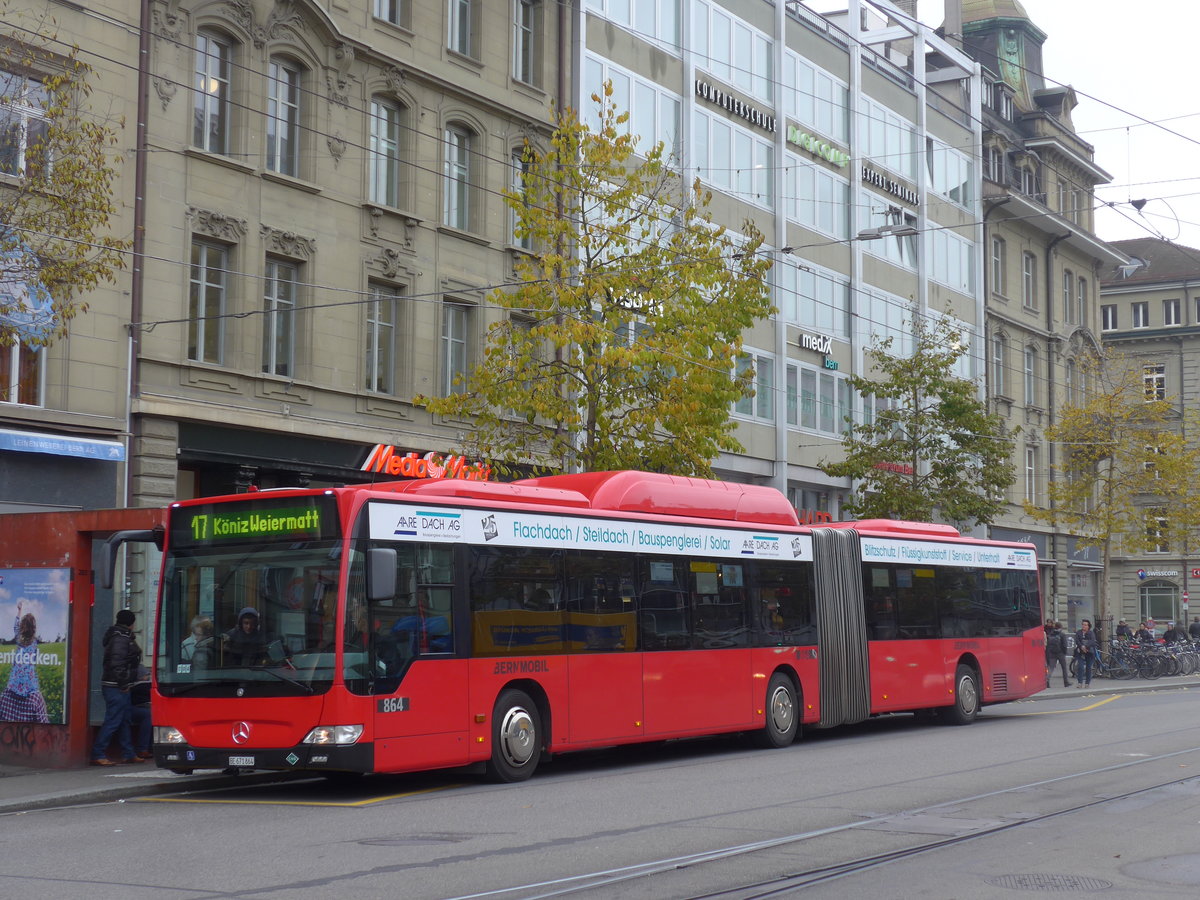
[485,689,542,783]
[939,664,980,725]
[751,673,799,748]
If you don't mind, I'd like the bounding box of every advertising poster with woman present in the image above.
[0,568,70,724]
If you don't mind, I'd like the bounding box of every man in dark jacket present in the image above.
[222,607,271,665]
[90,609,145,766]
[1045,621,1070,688]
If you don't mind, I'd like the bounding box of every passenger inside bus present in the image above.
[221,607,274,665]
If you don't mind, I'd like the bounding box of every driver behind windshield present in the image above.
[222,607,273,665]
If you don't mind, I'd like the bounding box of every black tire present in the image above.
[484,689,542,783]
[751,673,799,749]
[939,664,980,725]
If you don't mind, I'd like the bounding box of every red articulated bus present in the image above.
[143,471,1043,782]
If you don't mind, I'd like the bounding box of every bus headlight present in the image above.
[154,726,186,744]
[301,725,363,745]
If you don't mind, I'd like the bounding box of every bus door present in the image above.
[359,581,471,770]
[640,558,753,736]
[564,554,643,744]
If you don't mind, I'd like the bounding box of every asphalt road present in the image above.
[5,686,1200,899]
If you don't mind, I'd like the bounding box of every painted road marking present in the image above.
[137,783,460,807]
[1020,694,1123,715]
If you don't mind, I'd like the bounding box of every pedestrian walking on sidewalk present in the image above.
[90,610,145,766]
[1045,621,1070,687]
[1074,619,1098,688]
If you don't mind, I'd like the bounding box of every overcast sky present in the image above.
[915,0,1200,250]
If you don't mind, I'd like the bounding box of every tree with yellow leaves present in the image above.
[422,86,774,476]
[1026,349,1200,630]
[0,9,129,348]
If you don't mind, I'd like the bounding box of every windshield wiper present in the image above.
[247,665,314,694]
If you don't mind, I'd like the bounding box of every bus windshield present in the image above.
[157,495,342,697]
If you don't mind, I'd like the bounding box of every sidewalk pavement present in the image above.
[3,674,1199,815]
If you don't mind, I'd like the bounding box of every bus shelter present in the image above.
[0,507,164,768]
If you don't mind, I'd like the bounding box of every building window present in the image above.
[586,0,679,48]
[188,241,227,364]
[1077,276,1088,326]
[1146,507,1169,553]
[0,69,50,176]
[984,145,1003,183]
[991,236,1006,296]
[994,84,1013,120]
[448,0,478,57]
[266,58,300,176]
[1024,445,1038,503]
[510,147,533,249]
[695,1,773,102]
[585,54,682,158]
[991,333,1006,397]
[365,283,398,394]
[784,158,845,236]
[373,0,409,27]
[1019,165,1038,197]
[1065,358,1076,406]
[1024,345,1038,406]
[1062,269,1074,324]
[1131,301,1149,328]
[443,125,473,230]
[1101,304,1117,331]
[193,30,231,154]
[1164,297,1181,326]
[1143,363,1166,401]
[369,98,402,207]
[1022,252,1037,309]
[440,301,470,395]
[734,351,774,421]
[0,342,41,405]
[513,0,542,86]
[262,258,297,377]
[1144,445,1163,480]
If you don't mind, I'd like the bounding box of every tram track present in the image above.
[443,743,1200,900]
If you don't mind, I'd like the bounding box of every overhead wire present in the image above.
[0,1,1173,427]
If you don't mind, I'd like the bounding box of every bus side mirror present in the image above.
[98,527,165,590]
[366,548,397,602]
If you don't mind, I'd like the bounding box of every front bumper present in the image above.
[156,742,374,773]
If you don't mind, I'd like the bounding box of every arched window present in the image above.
[194,30,233,154]
[443,123,475,230]
[1024,345,1037,406]
[267,57,302,176]
[990,333,1006,397]
[369,97,404,207]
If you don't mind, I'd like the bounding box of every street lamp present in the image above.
[856,223,919,240]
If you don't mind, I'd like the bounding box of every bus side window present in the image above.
[863,565,899,641]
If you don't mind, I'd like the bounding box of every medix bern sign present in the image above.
[361,446,492,481]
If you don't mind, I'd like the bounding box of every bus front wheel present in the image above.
[939,664,980,725]
[485,689,542,783]
[751,673,799,748]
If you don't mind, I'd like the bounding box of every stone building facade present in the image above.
[955,0,1127,626]
[1,0,1135,626]
[1099,238,1200,628]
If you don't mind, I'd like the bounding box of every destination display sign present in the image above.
[367,502,813,562]
[170,496,340,548]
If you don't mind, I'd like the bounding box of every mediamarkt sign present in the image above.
[361,446,492,481]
